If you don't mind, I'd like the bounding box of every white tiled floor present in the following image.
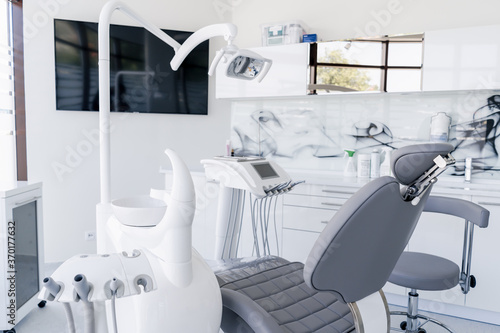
[389,305,500,333]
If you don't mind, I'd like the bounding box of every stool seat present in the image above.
[389,252,460,291]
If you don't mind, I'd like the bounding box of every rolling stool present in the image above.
[389,196,489,333]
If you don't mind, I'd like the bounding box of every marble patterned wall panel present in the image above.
[231,90,500,178]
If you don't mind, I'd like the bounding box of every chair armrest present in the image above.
[424,196,489,228]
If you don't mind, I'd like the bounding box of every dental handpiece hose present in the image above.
[109,277,121,333]
[43,277,76,333]
[73,274,95,333]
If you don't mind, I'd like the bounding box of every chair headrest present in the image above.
[391,143,454,185]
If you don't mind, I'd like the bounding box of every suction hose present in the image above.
[43,277,76,333]
[73,274,95,333]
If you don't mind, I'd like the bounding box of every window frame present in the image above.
[308,35,423,94]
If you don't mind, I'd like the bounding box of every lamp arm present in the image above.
[98,0,183,204]
[98,1,239,205]
[170,23,238,70]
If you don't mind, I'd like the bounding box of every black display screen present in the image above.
[54,19,209,114]
[252,162,279,179]
[13,201,39,309]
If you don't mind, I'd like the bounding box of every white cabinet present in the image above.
[215,43,309,98]
[422,25,500,91]
[0,182,44,331]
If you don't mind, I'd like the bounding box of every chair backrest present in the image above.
[303,143,454,304]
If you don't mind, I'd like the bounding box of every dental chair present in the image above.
[389,196,489,333]
[213,143,456,333]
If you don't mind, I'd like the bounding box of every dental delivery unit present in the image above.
[38,0,273,332]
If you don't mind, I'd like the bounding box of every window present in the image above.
[0,1,16,182]
[308,34,423,94]
[0,0,25,182]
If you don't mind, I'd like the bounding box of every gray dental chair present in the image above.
[389,196,489,333]
[213,143,456,333]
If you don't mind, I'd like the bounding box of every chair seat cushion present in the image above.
[217,256,355,333]
[389,252,460,291]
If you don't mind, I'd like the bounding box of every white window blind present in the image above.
[0,1,16,183]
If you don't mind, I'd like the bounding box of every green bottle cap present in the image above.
[344,149,355,157]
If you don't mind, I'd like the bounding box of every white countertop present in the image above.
[186,167,500,198]
[285,168,500,198]
[0,181,42,198]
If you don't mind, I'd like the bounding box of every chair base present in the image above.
[390,310,454,333]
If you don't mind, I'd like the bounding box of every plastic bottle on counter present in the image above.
[370,149,381,178]
[430,112,451,142]
[465,157,472,182]
[380,147,392,176]
[343,149,357,178]
[357,154,371,179]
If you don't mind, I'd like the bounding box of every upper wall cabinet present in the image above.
[215,43,309,99]
[422,25,500,91]
[215,25,500,98]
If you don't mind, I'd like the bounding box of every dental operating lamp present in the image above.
[39,1,273,333]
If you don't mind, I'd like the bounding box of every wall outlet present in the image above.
[85,231,96,241]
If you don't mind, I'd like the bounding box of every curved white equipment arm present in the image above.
[98,0,237,204]
[98,0,183,204]
[170,23,237,70]
[348,290,390,333]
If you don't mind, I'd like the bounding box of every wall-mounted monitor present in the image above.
[54,19,209,114]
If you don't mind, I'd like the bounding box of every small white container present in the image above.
[370,149,381,178]
[357,154,371,178]
[380,148,392,176]
[430,112,451,142]
[465,157,472,182]
[261,21,306,46]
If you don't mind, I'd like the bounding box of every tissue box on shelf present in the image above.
[261,21,306,46]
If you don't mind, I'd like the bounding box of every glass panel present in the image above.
[13,201,39,308]
[386,69,422,92]
[388,42,423,67]
[317,66,381,92]
[54,20,80,44]
[317,41,383,66]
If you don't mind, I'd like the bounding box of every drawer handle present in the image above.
[477,201,500,207]
[321,202,343,207]
[322,189,355,195]
[15,196,41,206]
[321,220,329,224]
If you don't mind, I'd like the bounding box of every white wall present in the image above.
[23,0,232,262]
[231,0,500,48]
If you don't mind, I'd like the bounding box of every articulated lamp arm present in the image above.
[98,0,271,204]
[171,23,238,70]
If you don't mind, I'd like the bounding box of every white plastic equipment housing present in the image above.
[201,157,291,198]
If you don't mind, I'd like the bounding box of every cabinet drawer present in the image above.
[291,183,358,198]
[283,205,335,232]
[281,228,321,263]
[284,194,347,210]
